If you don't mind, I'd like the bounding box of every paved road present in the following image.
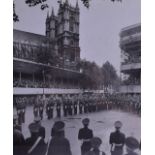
[14,106,141,155]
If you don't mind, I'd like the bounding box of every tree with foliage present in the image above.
[13,0,122,22]
[101,61,120,92]
[77,59,103,90]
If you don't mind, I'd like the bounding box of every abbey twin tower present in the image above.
[45,0,80,69]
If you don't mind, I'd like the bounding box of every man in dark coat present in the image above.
[47,121,72,155]
[13,124,26,155]
[25,122,46,155]
[34,116,46,140]
[124,137,139,155]
[78,118,94,155]
[109,121,125,155]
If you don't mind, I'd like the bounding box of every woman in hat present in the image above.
[46,121,72,155]
[124,137,140,155]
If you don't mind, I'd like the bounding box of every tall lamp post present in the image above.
[42,69,45,100]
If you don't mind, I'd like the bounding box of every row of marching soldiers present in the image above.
[15,93,141,124]
[14,116,141,155]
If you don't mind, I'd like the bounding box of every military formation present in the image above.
[14,93,141,124]
[13,116,141,155]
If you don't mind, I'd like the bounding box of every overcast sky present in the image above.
[14,0,141,74]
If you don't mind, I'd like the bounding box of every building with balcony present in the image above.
[13,1,82,96]
[120,23,141,95]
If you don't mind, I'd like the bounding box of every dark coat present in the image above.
[25,136,46,155]
[13,129,26,155]
[47,137,72,155]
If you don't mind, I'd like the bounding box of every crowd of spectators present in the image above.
[13,78,80,89]
[122,77,140,85]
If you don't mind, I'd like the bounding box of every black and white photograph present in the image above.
[13,0,141,155]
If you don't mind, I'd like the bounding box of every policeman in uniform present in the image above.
[47,121,72,155]
[109,121,125,155]
[78,118,94,155]
[85,137,106,155]
[124,137,139,155]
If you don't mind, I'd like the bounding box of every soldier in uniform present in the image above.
[47,121,72,155]
[25,122,46,155]
[38,96,44,120]
[21,97,26,123]
[56,97,61,118]
[63,96,68,117]
[73,95,78,115]
[109,121,125,155]
[79,97,83,114]
[33,98,39,118]
[84,97,88,113]
[13,114,22,132]
[46,97,51,119]
[16,97,23,125]
[78,118,94,155]
[85,137,106,155]
[124,137,140,155]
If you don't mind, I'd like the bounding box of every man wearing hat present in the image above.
[13,115,26,155]
[46,121,72,155]
[33,116,45,140]
[85,137,106,155]
[109,121,126,155]
[78,118,94,155]
[124,137,139,155]
[25,122,46,155]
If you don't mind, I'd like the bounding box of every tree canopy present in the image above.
[13,0,122,22]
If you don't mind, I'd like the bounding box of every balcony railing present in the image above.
[120,33,141,45]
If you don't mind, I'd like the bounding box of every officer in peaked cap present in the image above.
[109,121,125,155]
[47,121,72,155]
[85,137,106,155]
[78,118,94,155]
[124,137,139,155]
[33,116,45,140]
[25,122,46,155]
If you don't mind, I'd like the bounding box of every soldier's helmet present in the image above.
[53,121,65,132]
[91,137,102,147]
[82,118,90,125]
[114,121,122,128]
[125,137,139,150]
